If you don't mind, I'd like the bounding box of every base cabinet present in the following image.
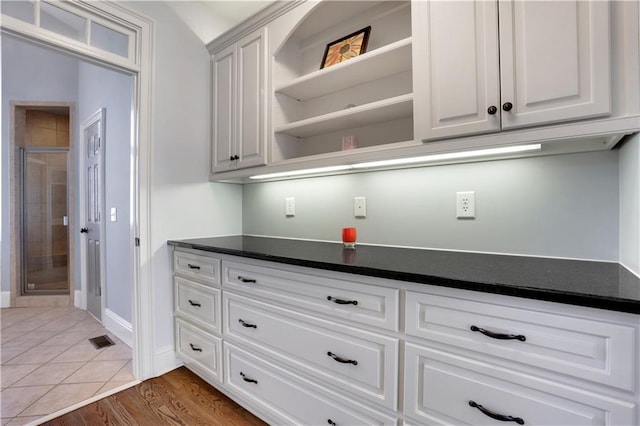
[404,343,635,426]
[172,248,640,425]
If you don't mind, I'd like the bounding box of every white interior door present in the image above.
[81,109,106,321]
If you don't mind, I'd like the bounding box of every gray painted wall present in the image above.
[243,150,621,262]
[77,62,134,322]
[620,134,640,273]
[1,35,79,292]
[124,1,243,356]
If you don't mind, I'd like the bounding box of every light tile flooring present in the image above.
[1,307,135,425]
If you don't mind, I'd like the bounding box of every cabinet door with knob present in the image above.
[414,0,611,142]
[211,28,267,173]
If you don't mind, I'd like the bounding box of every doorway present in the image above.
[11,105,75,307]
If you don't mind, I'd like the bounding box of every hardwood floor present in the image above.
[41,367,267,426]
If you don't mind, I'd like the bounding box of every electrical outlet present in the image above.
[456,191,475,219]
[354,196,366,218]
[285,197,295,217]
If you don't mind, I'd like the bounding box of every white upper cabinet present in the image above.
[415,0,612,141]
[211,28,268,173]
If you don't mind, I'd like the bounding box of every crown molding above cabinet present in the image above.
[206,0,640,183]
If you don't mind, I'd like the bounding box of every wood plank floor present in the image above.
[41,367,268,426]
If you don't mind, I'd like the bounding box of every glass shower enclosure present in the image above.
[20,148,70,295]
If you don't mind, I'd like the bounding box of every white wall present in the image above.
[77,62,134,322]
[1,35,79,293]
[620,134,640,275]
[123,1,243,370]
[243,150,621,262]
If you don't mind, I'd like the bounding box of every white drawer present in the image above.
[404,343,636,426]
[223,260,399,332]
[405,291,637,391]
[223,291,399,410]
[175,318,222,383]
[174,250,220,286]
[174,277,221,334]
[224,342,398,426]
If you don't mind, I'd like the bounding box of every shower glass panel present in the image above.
[22,150,69,294]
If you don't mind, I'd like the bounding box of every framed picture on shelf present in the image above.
[320,26,371,69]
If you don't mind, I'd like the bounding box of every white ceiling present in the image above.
[164,1,277,44]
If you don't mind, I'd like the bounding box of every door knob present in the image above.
[487,106,497,115]
[502,102,513,112]
[80,227,88,233]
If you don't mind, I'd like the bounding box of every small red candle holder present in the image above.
[342,227,357,249]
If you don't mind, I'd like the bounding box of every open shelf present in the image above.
[274,93,413,138]
[275,37,412,101]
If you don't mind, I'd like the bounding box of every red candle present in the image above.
[342,227,357,248]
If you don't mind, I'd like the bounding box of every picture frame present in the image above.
[320,26,371,69]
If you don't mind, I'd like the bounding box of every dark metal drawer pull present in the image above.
[239,319,257,329]
[187,263,201,270]
[189,343,202,352]
[469,401,524,424]
[327,296,358,305]
[237,276,257,283]
[327,351,357,365]
[327,420,336,426]
[240,372,258,384]
[470,325,526,342]
[188,299,201,307]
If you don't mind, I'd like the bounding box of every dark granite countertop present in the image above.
[168,236,640,314]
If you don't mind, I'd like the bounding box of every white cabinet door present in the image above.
[211,28,267,173]
[416,0,611,141]
[499,0,611,129]
[413,0,501,141]
[237,27,267,169]
[211,45,236,172]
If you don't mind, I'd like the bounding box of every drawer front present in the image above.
[223,292,399,410]
[404,343,635,426]
[174,250,220,286]
[174,277,221,333]
[175,318,222,383]
[223,260,399,332]
[405,291,636,391]
[224,342,397,426]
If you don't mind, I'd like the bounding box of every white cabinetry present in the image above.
[173,250,223,384]
[413,0,611,141]
[172,248,640,425]
[270,1,413,162]
[211,28,267,172]
[404,289,638,425]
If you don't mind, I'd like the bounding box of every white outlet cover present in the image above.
[456,191,475,219]
[285,197,295,216]
[354,196,366,218]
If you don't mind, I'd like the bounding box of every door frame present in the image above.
[1,2,155,380]
[79,108,107,321]
[9,102,75,308]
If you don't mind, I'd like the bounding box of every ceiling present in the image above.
[165,1,277,44]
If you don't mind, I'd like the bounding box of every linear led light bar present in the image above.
[249,144,542,180]
[249,165,352,180]
[352,144,542,169]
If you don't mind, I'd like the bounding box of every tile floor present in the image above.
[1,306,135,425]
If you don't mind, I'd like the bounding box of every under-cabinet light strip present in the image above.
[249,144,542,180]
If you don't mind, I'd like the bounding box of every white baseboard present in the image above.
[104,308,133,348]
[1,291,10,308]
[74,290,83,308]
[155,344,182,377]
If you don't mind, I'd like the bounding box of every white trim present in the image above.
[1,291,10,308]
[74,290,84,309]
[104,308,134,348]
[154,345,182,377]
